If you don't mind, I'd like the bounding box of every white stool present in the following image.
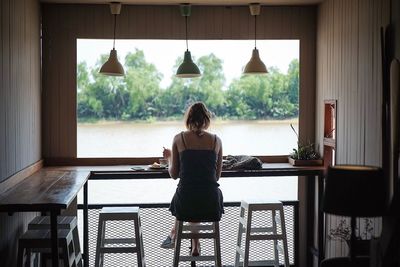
[95,206,145,267]
[17,229,77,267]
[28,216,82,266]
[173,221,222,267]
[234,200,290,267]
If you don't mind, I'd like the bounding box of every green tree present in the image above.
[226,65,298,119]
[287,59,299,105]
[162,53,226,117]
[77,55,128,120]
[76,47,299,121]
[123,49,163,119]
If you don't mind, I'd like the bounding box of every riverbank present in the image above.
[78,118,299,126]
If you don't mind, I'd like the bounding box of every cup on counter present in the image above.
[159,158,169,167]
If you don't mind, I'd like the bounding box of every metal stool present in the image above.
[17,229,77,267]
[173,221,222,267]
[95,206,145,267]
[28,216,82,266]
[234,199,290,267]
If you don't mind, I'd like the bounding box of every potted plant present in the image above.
[288,124,323,166]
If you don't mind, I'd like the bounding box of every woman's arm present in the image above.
[216,137,223,181]
[167,136,180,179]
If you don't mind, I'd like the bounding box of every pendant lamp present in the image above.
[100,2,124,76]
[176,4,201,78]
[243,3,268,75]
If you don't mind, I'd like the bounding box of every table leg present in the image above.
[84,181,89,267]
[50,211,60,267]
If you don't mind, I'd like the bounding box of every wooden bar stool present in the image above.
[234,199,290,267]
[28,216,82,266]
[17,229,77,267]
[173,221,222,267]
[94,206,145,267]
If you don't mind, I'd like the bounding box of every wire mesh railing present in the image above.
[78,202,298,267]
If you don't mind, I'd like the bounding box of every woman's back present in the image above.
[178,131,218,187]
[170,130,224,221]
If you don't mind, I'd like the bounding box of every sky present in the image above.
[77,39,299,89]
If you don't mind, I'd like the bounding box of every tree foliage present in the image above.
[77,49,299,121]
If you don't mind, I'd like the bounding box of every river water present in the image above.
[77,120,298,158]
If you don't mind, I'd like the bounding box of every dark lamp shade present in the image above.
[243,48,268,74]
[176,50,201,78]
[99,49,125,76]
[322,165,386,217]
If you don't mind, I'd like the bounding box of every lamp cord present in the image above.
[113,14,117,49]
[254,15,257,49]
[185,16,189,51]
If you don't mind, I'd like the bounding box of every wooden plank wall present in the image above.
[316,0,391,258]
[0,0,41,265]
[0,0,41,182]
[41,4,317,158]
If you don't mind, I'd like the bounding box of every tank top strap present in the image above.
[213,134,217,150]
[180,132,187,149]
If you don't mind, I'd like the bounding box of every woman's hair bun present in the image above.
[185,102,211,133]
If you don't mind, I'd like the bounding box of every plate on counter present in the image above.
[148,163,167,169]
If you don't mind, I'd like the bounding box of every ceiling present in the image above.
[40,0,323,6]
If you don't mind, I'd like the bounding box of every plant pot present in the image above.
[288,157,323,166]
[353,239,371,256]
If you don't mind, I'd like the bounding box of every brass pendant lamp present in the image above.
[243,3,268,75]
[176,4,201,78]
[99,2,125,76]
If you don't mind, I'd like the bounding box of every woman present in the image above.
[161,102,224,256]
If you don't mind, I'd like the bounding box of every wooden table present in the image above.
[0,170,90,267]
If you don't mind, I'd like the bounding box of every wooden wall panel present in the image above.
[0,0,41,183]
[316,0,391,259]
[0,0,41,265]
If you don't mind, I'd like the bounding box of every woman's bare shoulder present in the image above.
[173,131,185,139]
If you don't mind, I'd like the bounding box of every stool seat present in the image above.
[95,206,145,267]
[173,221,222,267]
[17,229,77,267]
[235,200,290,267]
[240,199,283,210]
[29,216,77,230]
[101,206,139,213]
[99,206,140,221]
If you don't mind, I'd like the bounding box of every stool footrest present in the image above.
[99,247,138,254]
[181,233,217,239]
[179,255,216,262]
[237,260,279,266]
[248,227,275,233]
[182,224,215,231]
[248,234,285,241]
[103,238,136,245]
